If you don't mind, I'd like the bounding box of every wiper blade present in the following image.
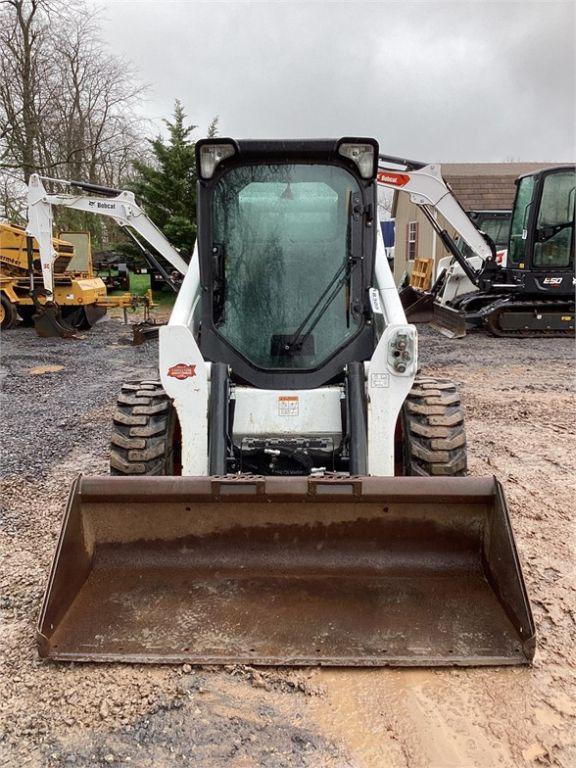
[285,259,352,354]
[537,222,573,242]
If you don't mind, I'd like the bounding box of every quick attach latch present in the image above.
[388,330,413,374]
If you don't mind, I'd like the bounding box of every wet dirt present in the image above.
[1,321,575,767]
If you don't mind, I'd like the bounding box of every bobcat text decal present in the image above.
[377,170,410,187]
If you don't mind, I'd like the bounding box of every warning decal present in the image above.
[278,395,299,416]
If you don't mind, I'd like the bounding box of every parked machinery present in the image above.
[398,166,575,337]
[0,222,107,334]
[30,139,534,667]
[0,222,154,338]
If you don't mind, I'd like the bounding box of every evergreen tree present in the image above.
[132,101,215,253]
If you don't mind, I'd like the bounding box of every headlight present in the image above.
[198,142,236,179]
[338,142,376,179]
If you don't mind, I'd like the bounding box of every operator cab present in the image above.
[195,138,379,389]
[507,166,575,293]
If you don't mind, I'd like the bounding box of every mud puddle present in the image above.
[307,668,529,768]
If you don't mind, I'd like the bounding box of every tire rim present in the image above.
[0,302,5,325]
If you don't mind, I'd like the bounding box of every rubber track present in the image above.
[110,380,175,475]
[485,303,575,338]
[402,376,467,476]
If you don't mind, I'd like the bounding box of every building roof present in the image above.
[392,162,566,214]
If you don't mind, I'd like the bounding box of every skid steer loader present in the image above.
[32,139,535,667]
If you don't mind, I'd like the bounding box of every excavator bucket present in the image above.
[131,320,162,346]
[33,304,80,339]
[399,285,435,323]
[38,475,535,667]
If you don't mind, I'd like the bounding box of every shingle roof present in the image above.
[442,163,563,211]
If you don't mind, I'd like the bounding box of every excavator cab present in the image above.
[35,139,535,667]
[413,166,576,337]
[507,168,575,289]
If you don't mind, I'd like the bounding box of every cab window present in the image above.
[533,170,575,269]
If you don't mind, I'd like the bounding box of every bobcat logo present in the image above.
[167,363,197,380]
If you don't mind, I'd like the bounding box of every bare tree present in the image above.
[0,0,56,181]
[45,11,147,183]
[0,0,147,223]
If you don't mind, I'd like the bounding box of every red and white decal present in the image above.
[167,363,197,380]
[377,170,410,187]
[496,249,507,266]
[543,277,562,286]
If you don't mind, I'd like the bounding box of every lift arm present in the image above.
[377,156,495,285]
[26,174,188,296]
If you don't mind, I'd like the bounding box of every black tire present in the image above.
[0,295,19,330]
[401,376,467,476]
[110,381,180,475]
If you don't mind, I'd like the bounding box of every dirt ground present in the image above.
[1,318,574,768]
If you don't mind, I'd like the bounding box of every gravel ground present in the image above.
[1,318,574,767]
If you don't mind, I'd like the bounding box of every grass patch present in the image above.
[129,272,151,294]
[105,271,176,312]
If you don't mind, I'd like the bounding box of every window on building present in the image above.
[407,221,418,261]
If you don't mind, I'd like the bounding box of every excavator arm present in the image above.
[377,156,494,284]
[26,174,188,298]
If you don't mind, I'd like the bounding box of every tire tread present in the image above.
[402,377,467,477]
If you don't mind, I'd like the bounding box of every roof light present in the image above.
[338,142,376,179]
[198,143,236,179]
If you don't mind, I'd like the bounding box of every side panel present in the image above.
[367,324,417,476]
[370,227,417,475]
[160,246,209,475]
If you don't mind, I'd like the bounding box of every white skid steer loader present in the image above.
[30,138,534,667]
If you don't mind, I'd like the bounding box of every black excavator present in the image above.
[401,165,575,338]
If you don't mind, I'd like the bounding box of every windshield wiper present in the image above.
[284,258,352,354]
[283,190,363,356]
[537,221,573,242]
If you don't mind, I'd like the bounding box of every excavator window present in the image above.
[533,170,575,269]
[211,163,363,370]
[509,175,535,265]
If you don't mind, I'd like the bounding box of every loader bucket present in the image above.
[37,475,535,667]
[399,285,435,323]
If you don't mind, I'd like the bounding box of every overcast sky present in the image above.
[94,1,575,163]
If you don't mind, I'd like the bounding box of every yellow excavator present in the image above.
[0,222,153,337]
[1,222,107,333]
